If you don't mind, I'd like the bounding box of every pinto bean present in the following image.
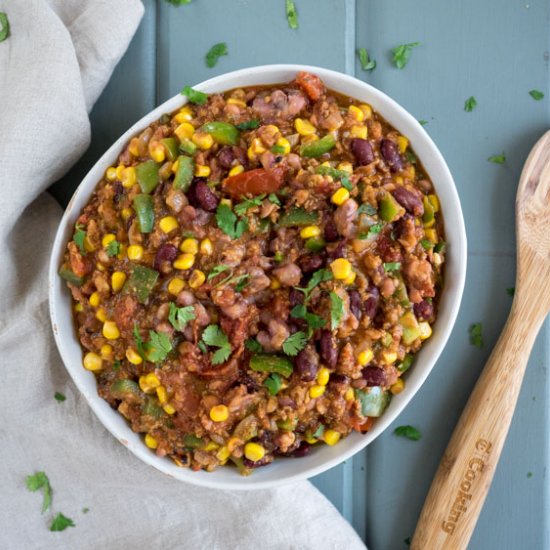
[350,138,374,166]
[333,199,358,238]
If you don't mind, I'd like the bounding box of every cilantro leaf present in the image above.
[527,471,533,478]
[434,241,446,253]
[165,0,192,4]
[291,304,326,335]
[181,85,208,105]
[245,338,263,353]
[202,324,232,365]
[168,303,196,331]
[198,341,207,353]
[268,193,281,206]
[233,274,250,292]
[50,513,75,532]
[54,392,66,402]
[105,239,121,257]
[358,222,384,240]
[313,424,325,438]
[271,144,286,155]
[215,203,248,239]
[264,373,282,395]
[0,13,9,43]
[236,119,259,131]
[357,203,377,216]
[420,239,433,250]
[133,324,146,358]
[506,287,515,297]
[295,268,333,302]
[145,331,173,363]
[488,152,506,164]
[205,42,228,68]
[235,194,265,216]
[418,120,428,126]
[405,149,417,164]
[384,262,401,272]
[394,425,422,441]
[285,0,298,29]
[208,264,232,281]
[391,42,420,69]
[282,331,308,356]
[464,96,477,112]
[357,48,376,71]
[26,471,52,513]
[73,224,86,255]
[529,89,544,101]
[329,292,344,330]
[82,507,90,514]
[469,322,483,348]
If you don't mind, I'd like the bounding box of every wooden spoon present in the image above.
[412,131,550,550]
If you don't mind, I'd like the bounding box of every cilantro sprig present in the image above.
[26,472,52,513]
[54,392,66,402]
[105,240,121,257]
[133,324,173,363]
[181,85,208,105]
[291,304,326,335]
[168,303,196,331]
[394,425,422,441]
[469,323,483,348]
[329,292,344,330]
[282,331,308,356]
[202,324,232,365]
[245,338,263,353]
[358,222,384,240]
[215,203,248,239]
[285,0,298,29]
[73,224,86,255]
[391,42,420,69]
[235,194,265,216]
[357,48,376,71]
[236,119,260,131]
[205,42,228,68]
[294,268,333,302]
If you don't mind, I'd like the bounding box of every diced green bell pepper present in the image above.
[300,134,336,158]
[59,267,85,286]
[355,386,391,417]
[277,418,298,431]
[183,434,204,449]
[161,137,179,162]
[199,121,240,145]
[422,196,435,225]
[400,310,421,345]
[393,274,411,307]
[142,397,164,419]
[305,237,326,252]
[379,192,405,222]
[173,155,194,192]
[136,160,159,193]
[124,264,159,304]
[249,354,293,378]
[179,139,198,155]
[133,194,155,233]
[230,456,252,476]
[110,379,141,397]
[397,354,414,373]
[278,207,319,227]
[233,415,259,441]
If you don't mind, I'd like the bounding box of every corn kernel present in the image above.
[227,437,242,453]
[144,434,158,449]
[247,138,266,159]
[244,442,266,462]
[270,278,281,290]
[305,435,319,444]
[324,429,341,446]
[174,122,195,141]
[102,233,116,248]
[174,106,193,123]
[343,270,356,286]
[139,373,160,393]
[115,165,126,180]
[117,244,127,259]
[189,269,206,289]
[358,349,374,366]
[156,386,168,404]
[121,207,133,221]
[173,253,195,271]
[199,238,213,256]
[89,291,100,307]
[180,237,199,254]
[210,404,229,422]
[228,164,244,177]
[83,352,103,372]
[95,308,107,322]
[204,441,219,452]
[128,137,140,157]
[424,228,438,243]
[102,320,120,340]
[348,104,365,122]
[337,161,354,174]
[158,216,178,234]
[227,97,247,108]
[191,132,214,150]
[382,351,397,365]
[216,446,230,461]
[419,321,432,340]
[96,263,106,273]
[428,194,440,212]
[127,245,144,261]
[394,176,404,184]
[330,258,352,280]
[168,277,185,295]
[111,271,126,292]
[331,187,350,206]
[275,137,291,155]
[301,134,319,144]
[344,388,355,401]
[126,348,143,365]
[423,218,436,229]
[83,236,95,253]
[294,118,316,136]
[397,135,409,154]
[163,404,176,415]
[405,165,416,179]
[171,159,180,174]
[195,164,211,178]
[317,367,330,386]
[74,303,83,312]
[309,385,326,399]
[350,125,368,139]
[100,344,113,358]
[390,378,405,395]
[359,104,373,118]
[149,141,165,163]
[220,198,232,207]
[300,225,321,239]
[106,167,117,181]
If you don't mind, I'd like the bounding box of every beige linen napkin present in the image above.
[0,1,366,548]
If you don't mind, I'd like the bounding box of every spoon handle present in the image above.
[412,294,546,550]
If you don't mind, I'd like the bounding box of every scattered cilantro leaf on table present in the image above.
[529,89,544,101]
[488,152,506,164]
[205,42,228,68]
[50,513,75,532]
[357,48,376,71]
[54,392,66,402]
[391,42,420,69]
[285,0,298,29]
[469,323,484,348]
[0,13,9,42]
[394,425,422,441]
[464,96,477,112]
[506,287,515,297]
[181,86,208,105]
[26,472,52,513]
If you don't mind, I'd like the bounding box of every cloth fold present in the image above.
[0,1,366,548]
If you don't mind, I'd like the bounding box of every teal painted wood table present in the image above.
[50,1,550,548]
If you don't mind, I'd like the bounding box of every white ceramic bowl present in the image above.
[49,64,467,490]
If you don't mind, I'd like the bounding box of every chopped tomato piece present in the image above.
[350,416,375,433]
[223,164,287,197]
[68,242,92,277]
[295,71,325,101]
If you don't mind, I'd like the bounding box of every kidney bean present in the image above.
[324,218,339,242]
[153,243,177,271]
[257,431,277,452]
[414,300,434,321]
[288,287,304,307]
[298,254,324,274]
[329,373,350,385]
[326,240,346,261]
[380,139,404,172]
[217,146,235,169]
[243,457,271,468]
[376,232,403,263]
[192,180,219,212]
[364,286,380,319]
[391,187,424,216]
[348,290,363,320]
[294,346,320,381]
[239,373,261,393]
[289,442,311,458]
[112,181,123,203]
[350,138,374,165]
[362,366,387,386]
[319,330,338,368]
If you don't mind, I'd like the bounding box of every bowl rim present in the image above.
[49,63,467,490]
